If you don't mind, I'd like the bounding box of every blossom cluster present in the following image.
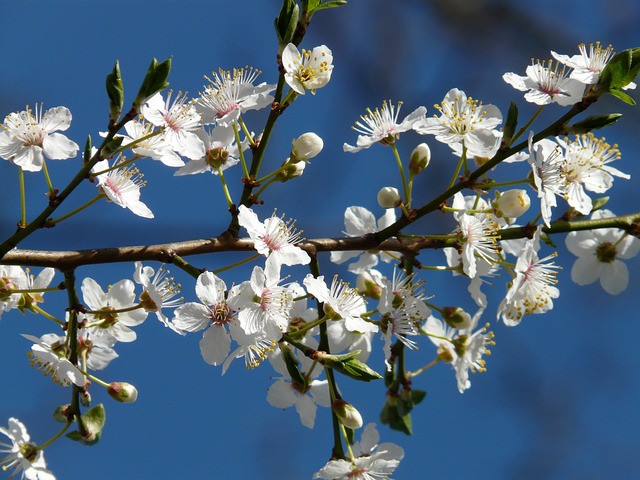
[0,26,639,480]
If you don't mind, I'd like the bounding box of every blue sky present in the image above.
[1,1,640,479]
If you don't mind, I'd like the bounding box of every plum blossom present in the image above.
[497,227,560,326]
[527,133,566,227]
[92,159,154,218]
[22,333,84,387]
[174,126,246,176]
[330,206,397,273]
[171,271,235,366]
[266,341,330,429]
[222,322,277,374]
[282,43,334,95]
[303,274,376,334]
[552,42,636,90]
[565,209,640,295]
[423,315,494,393]
[414,88,502,157]
[197,67,276,126]
[313,423,404,480]
[0,418,55,480]
[134,262,183,334]
[557,133,629,215]
[343,100,427,153]
[0,266,55,316]
[117,119,184,167]
[0,104,79,172]
[503,60,585,106]
[237,205,310,271]
[141,91,205,160]
[81,277,148,344]
[227,263,292,339]
[378,271,429,369]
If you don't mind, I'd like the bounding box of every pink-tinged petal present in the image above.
[571,256,602,286]
[600,261,628,295]
[200,325,231,365]
[267,379,297,408]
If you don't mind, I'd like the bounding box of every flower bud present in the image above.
[291,132,323,162]
[356,270,383,299]
[277,157,306,182]
[332,399,363,429]
[492,189,530,219]
[377,187,402,209]
[409,143,431,175]
[80,390,92,407]
[107,382,138,403]
[442,306,472,330]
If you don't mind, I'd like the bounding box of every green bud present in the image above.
[279,343,306,387]
[133,57,172,110]
[316,350,382,382]
[106,60,125,123]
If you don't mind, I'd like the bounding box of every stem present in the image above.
[170,254,203,279]
[30,304,66,326]
[48,194,104,226]
[37,421,72,450]
[291,314,330,338]
[217,166,234,208]
[18,166,27,229]
[448,147,467,190]
[391,143,409,205]
[233,122,251,179]
[41,159,55,197]
[211,253,261,275]
[512,105,545,143]
[410,357,441,378]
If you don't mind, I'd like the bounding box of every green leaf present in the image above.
[411,389,427,406]
[106,60,124,123]
[66,404,106,446]
[312,0,348,10]
[133,57,172,110]
[280,343,306,387]
[568,114,622,133]
[609,89,636,105]
[597,48,640,96]
[502,102,518,147]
